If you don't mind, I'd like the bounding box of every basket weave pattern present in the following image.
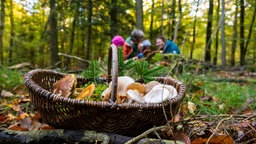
[24,45,186,136]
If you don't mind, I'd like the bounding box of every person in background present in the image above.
[155,36,180,54]
[123,29,144,60]
[111,35,125,47]
[142,39,152,57]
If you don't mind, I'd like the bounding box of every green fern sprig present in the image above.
[81,61,101,84]
[132,61,166,83]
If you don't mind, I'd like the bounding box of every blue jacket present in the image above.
[163,40,180,54]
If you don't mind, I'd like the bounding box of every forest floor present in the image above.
[0,68,255,144]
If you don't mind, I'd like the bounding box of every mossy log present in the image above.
[0,129,133,144]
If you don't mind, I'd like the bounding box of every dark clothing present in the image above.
[163,40,180,54]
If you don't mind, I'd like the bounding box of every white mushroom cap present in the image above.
[144,81,160,93]
[109,76,135,96]
[101,87,111,100]
[127,90,145,103]
[153,84,178,99]
[144,87,169,103]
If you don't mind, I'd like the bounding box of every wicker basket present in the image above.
[24,44,186,136]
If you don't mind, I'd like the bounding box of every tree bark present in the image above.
[221,0,226,67]
[0,0,5,65]
[213,0,220,65]
[240,0,245,66]
[136,0,143,30]
[9,0,15,64]
[149,0,155,41]
[244,0,256,56]
[49,0,59,67]
[85,0,92,64]
[204,0,213,63]
[172,0,182,43]
[190,0,199,59]
[230,0,238,66]
[161,0,165,36]
[109,0,118,36]
[171,0,176,39]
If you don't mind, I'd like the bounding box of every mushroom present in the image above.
[126,90,145,103]
[76,84,95,100]
[144,86,169,103]
[126,82,146,96]
[101,76,135,102]
[101,87,111,101]
[144,81,160,93]
[153,84,178,99]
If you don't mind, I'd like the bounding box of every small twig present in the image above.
[206,115,233,144]
[58,52,90,63]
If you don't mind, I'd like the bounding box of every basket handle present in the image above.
[107,44,118,102]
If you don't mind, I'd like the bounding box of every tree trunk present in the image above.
[204,0,213,63]
[149,0,155,41]
[171,0,176,40]
[240,0,245,66]
[136,0,143,30]
[244,0,256,56]
[221,0,226,67]
[161,0,164,36]
[230,0,238,66]
[9,0,15,64]
[0,0,5,65]
[213,0,220,65]
[85,0,92,64]
[66,7,79,68]
[49,0,59,67]
[190,0,199,59]
[109,0,118,36]
[172,0,182,43]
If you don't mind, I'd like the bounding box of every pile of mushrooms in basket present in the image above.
[52,74,178,104]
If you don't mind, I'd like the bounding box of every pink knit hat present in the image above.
[112,35,125,47]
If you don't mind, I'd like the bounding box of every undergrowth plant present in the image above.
[0,67,23,91]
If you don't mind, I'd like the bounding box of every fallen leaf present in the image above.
[8,123,29,131]
[20,117,32,130]
[0,114,8,123]
[188,101,197,114]
[1,90,14,97]
[192,135,234,144]
[19,112,29,120]
[52,74,77,98]
[39,123,55,130]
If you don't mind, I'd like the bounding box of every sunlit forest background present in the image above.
[0,0,255,69]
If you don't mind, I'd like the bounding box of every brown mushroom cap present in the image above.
[126,82,146,96]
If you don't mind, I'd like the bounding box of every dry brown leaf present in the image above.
[0,114,8,123]
[8,123,29,131]
[39,123,55,130]
[192,135,234,144]
[188,101,197,114]
[19,112,29,120]
[20,117,32,130]
[76,84,95,100]
[52,74,77,98]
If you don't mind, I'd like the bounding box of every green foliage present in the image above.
[182,74,256,115]
[128,60,166,83]
[81,61,102,84]
[0,67,23,91]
